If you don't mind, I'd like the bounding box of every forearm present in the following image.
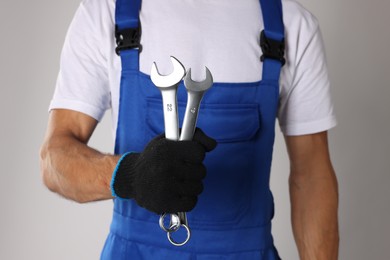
[40,133,120,203]
[289,168,339,260]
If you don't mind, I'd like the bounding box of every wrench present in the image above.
[150,56,186,234]
[166,67,214,246]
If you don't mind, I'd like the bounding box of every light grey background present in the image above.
[0,0,389,259]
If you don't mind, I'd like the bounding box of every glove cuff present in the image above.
[111,152,139,199]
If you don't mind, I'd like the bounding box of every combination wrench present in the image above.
[167,67,213,246]
[151,56,214,246]
[150,56,186,237]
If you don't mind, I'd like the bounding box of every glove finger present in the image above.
[177,180,204,196]
[174,164,206,181]
[143,133,169,154]
[139,188,180,214]
[176,196,198,213]
[175,141,206,164]
[192,128,217,152]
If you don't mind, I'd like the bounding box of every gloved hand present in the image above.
[111,128,217,214]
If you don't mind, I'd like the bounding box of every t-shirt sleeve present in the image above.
[49,0,111,121]
[278,8,337,136]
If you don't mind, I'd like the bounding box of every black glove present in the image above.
[111,128,217,214]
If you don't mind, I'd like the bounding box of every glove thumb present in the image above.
[192,128,217,152]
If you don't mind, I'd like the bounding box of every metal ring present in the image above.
[167,224,191,247]
[159,213,181,233]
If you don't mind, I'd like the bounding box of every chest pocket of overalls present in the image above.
[145,82,262,226]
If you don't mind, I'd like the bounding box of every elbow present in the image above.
[39,143,59,193]
[72,196,91,204]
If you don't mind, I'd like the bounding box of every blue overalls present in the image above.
[101,0,285,259]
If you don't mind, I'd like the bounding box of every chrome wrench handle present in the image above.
[180,90,205,141]
[160,88,180,141]
[181,67,213,141]
[158,93,201,243]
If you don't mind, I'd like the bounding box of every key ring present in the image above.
[167,224,191,247]
[159,213,181,233]
[159,212,191,246]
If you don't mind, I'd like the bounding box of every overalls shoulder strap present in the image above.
[115,0,141,30]
[259,0,285,81]
[115,0,142,71]
[114,0,285,80]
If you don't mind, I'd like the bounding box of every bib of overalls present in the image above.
[101,0,284,259]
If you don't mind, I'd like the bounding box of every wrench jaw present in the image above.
[184,67,214,92]
[150,56,186,89]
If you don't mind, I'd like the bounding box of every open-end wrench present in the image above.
[166,67,214,247]
[150,56,186,234]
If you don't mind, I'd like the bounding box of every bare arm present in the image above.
[40,109,120,203]
[285,131,339,260]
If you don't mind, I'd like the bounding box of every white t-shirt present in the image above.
[50,0,337,137]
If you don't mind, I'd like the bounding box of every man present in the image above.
[40,0,339,259]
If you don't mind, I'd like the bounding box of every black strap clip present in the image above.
[260,30,286,66]
[115,26,141,55]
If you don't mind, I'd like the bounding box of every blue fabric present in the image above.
[103,0,285,259]
[260,0,284,41]
[102,232,281,259]
[115,0,141,30]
